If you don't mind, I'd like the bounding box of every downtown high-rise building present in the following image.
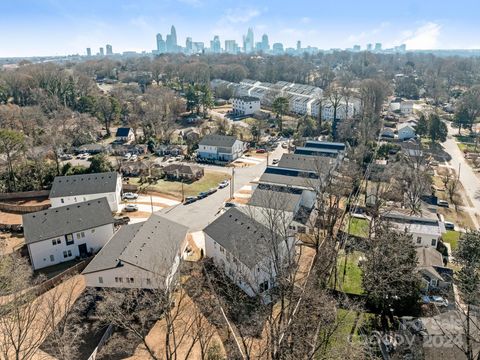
[106,44,113,55]
[156,33,166,53]
[375,43,382,51]
[272,42,284,55]
[210,35,221,53]
[366,43,373,51]
[166,25,178,53]
[99,47,104,56]
[186,37,193,53]
[261,34,269,51]
[86,48,91,56]
[225,40,239,54]
[243,28,254,53]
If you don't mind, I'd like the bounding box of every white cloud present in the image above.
[224,7,261,24]
[402,22,441,49]
[300,17,311,24]
[347,22,390,43]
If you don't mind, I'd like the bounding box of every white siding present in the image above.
[27,223,114,270]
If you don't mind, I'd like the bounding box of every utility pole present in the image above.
[181,179,185,202]
[230,167,235,199]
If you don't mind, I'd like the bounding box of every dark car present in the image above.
[197,191,209,199]
[184,196,197,205]
[114,216,130,225]
[444,221,455,230]
[208,188,218,195]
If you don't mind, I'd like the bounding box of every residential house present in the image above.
[112,143,148,156]
[162,163,204,181]
[197,135,245,162]
[397,122,416,140]
[381,213,446,248]
[294,140,346,159]
[203,207,295,298]
[120,161,150,177]
[400,100,414,115]
[83,214,189,289]
[416,247,453,291]
[115,127,135,143]
[49,171,122,212]
[75,143,112,155]
[23,198,115,270]
[155,144,188,157]
[232,96,261,116]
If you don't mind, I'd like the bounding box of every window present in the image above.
[50,255,55,262]
[115,277,123,283]
[259,280,269,293]
[220,246,225,254]
[91,229,95,233]
[61,198,64,204]
[65,234,74,245]
[52,239,60,246]
[98,276,103,284]
[74,197,77,202]
[146,278,151,285]
[81,232,85,238]
[416,237,422,244]
[431,239,437,247]
[63,251,68,258]
[76,233,81,239]
[126,277,134,284]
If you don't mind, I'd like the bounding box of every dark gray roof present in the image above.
[277,153,334,173]
[83,213,188,275]
[23,198,114,244]
[199,135,239,148]
[115,127,132,137]
[259,169,319,189]
[233,96,260,102]
[203,207,282,269]
[82,223,143,274]
[49,172,119,198]
[248,186,302,212]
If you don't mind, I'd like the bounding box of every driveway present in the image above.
[119,195,181,224]
[443,123,480,229]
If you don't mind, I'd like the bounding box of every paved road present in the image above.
[157,143,286,231]
[443,123,480,229]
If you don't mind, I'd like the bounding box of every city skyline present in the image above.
[1,0,480,57]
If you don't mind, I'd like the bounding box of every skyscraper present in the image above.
[375,43,382,52]
[366,43,372,51]
[186,37,193,53]
[243,28,254,53]
[225,40,238,54]
[210,35,221,53]
[169,25,178,52]
[99,47,104,56]
[106,44,113,55]
[156,33,166,53]
[86,48,91,57]
[297,40,301,51]
[272,43,284,55]
[261,34,269,51]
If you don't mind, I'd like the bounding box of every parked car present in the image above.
[122,192,139,200]
[430,296,449,307]
[114,216,130,225]
[124,204,138,212]
[60,154,73,160]
[281,143,288,149]
[272,158,279,165]
[130,154,138,161]
[218,180,229,189]
[123,153,132,160]
[208,188,218,195]
[197,191,209,199]
[444,221,455,230]
[256,148,266,153]
[437,200,449,208]
[76,153,89,159]
[184,196,197,205]
[223,202,237,209]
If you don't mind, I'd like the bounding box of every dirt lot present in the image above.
[0,211,22,225]
[0,232,24,255]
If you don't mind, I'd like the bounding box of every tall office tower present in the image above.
[244,27,254,53]
[99,47,104,56]
[261,34,269,51]
[166,34,172,52]
[86,48,91,56]
[170,25,178,52]
[106,44,113,55]
[375,43,382,52]
[366,43,372,51]
[399,44,406,52]
[225,40,237,54]
[186,37,193,53]
[210,35,221,53]
[297,40,301,51]
[156,33,166,53]
[353,45,361,52]
[272,43,284,55]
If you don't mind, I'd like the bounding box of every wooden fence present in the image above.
[87,324,114,360]
[0,202,50,214]
[0,190,50,200]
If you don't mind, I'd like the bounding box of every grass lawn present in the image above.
[345,217,370,238]
[442,230,461,250]
[131,169,230,199]
[332,250,364,295]
[437,207,475,230]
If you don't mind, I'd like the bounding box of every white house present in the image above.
[400,100,414,115]
[416,247,453,292]
[203,207,295,299]
[197,134,246,162]
[49,172,122,212]
[83,214,189,290]
[397,122,416,140]
[115,127,134,143]
[232,96,260,115]
[23,198,115,270]
[381,213,446,248]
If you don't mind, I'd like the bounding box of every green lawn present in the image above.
[332,251,364,295]
[345,217,370,238]
[442,230,461,250]
[131,170,230,199]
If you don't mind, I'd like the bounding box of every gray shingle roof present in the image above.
[203,207,283,269]
[82,223,143,274]
[277,153,333,173]
[115,127,132,137]
[23,198,114,244]
[259,171,318,189]
[248,186,302,212]
[83,213,188,276]
[199,135,238,148]
[49,172,119,198]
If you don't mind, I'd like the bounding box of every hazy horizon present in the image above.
[1,0,480,57]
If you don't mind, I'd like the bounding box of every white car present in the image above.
[218,180,229,189]
[130,154,138,161]
[124,204,138,212]
[430,296,449,307]
[122,192,138,200]
[124,153,132,160]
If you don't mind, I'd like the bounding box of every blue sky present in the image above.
[1,0,479,57]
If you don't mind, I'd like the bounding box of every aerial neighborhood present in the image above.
[1,17,480,360]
